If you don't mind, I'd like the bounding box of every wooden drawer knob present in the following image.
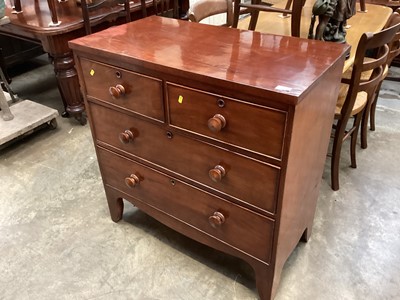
[119,129,135,144]
[125,174,140,188]
[209,165,226,182]
[109,84,126,99]
[208,211,225,228]
[208,114,226,132]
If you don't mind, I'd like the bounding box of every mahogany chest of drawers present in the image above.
[69,16,349,299]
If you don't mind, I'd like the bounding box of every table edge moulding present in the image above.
[69,16,350,299]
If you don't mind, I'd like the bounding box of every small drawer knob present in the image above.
[125,174,140,188]
[208,165,226,182]
[208,212,225,228]
[208,114,226,132]
[119,129,135,144]
[109,84,126,99]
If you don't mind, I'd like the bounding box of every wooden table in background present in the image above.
[0,0,189,124]
[237,0,393,71]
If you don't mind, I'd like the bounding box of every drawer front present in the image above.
[167,83,287,159]
[97,147,275,263]
[80,58,164,121]
[90,103,280,214]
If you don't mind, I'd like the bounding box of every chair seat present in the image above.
[335,84,368,117]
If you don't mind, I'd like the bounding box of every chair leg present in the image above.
[360,91,376,150]
[331,121,345,191]
[248,0,261,30]
[140,0,147,17]
[350,113,363,168]
[173,0,179,18]
[370,81,382,132]
[370,95,377,132]
[249,11,260,30]
[360,110,368,150]
[232,0,240,28]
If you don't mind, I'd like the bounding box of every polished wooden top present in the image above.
[69,16,349,104]
[237,0,393,71]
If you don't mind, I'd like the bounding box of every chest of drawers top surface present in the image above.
[69,16,348,104]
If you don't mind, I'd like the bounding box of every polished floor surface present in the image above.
[1,57,399,300]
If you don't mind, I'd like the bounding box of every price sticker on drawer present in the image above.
[90,69,95,76]
[178,95,184,104]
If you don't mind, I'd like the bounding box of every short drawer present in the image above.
[167,83,287,159]
[97,147,275,263]
[89,103,280,214]
[80,58,164,121]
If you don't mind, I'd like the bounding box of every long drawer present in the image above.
[89,103,280,214]
[79,58,164,121]
[167,83,287,160]
[97,147,275,263]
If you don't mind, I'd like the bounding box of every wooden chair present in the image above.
[187,0,233,26]
[368,9,400,136]
[330,22,400,191]
[80,0,137,35]
[232,0,304,37]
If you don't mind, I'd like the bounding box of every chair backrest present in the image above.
[383,9,400,67]
[188,0,233,26]
[340,22,400,120]
[232,0,304,37]
[79,0,132,35]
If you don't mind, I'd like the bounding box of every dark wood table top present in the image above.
[69,16,349,104]
[1,0,147,37]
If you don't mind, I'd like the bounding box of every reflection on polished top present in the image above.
[70,16,349,103]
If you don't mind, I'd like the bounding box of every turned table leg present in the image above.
[52,52,86,125]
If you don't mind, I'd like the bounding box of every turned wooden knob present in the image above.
[125,174,140,188]
[119,129,135,144]
[209,165,226,182]
[109,84,126,98]
[207,114,226,132]
[208,212,225,228]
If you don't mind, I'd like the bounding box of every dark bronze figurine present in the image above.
[309,0,356,43]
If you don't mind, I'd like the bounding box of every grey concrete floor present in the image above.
[1,56,399,300]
